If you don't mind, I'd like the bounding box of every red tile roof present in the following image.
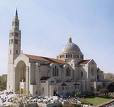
[78,59,91,65]
[25,54,65,64]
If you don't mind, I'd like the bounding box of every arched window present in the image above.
[91,68,94,76]
[67,55,69,58]
[15,32,18,37]
[52,66,59,76]
[66,67,71,76]
[15,39,18,44]
[10,50,11,54]
[81,71,83,78]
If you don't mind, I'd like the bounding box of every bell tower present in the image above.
[7,10,21,91]
[8,9,21,63]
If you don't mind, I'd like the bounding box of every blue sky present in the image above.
[0,0,114,74]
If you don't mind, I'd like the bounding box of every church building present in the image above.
[7,11,104,96]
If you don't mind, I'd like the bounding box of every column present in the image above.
[35,63,40,84]
[14,66,16,92]
[26,66,29,95]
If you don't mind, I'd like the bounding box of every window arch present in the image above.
[52,66,59,76]
[66,67,71,76]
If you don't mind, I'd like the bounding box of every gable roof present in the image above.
[78,59,91,65]
[24,54,65,64]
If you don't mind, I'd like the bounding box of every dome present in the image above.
[57,37,84,62]
[62,37,81,54]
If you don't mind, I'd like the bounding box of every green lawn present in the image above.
[80,97,112,106]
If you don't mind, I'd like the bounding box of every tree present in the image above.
[0,75,7,91]
[104,73,114,81]
[99,88,109,96]
[107,82,114,93]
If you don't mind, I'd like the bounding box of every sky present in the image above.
[0,0,114,74]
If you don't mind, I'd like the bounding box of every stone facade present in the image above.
[7,11,104,96]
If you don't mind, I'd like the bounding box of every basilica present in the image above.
[7,11,104,96]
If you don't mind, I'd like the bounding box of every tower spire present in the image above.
[9,10,21,61]
[16,9,18,17]
[12,9,19,30]
[15,9,18,19]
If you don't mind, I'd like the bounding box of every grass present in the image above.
[80,97,113,106]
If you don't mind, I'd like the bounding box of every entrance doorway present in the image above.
[15,61,26,94]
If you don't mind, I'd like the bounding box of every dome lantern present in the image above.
[69,37,72,43]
